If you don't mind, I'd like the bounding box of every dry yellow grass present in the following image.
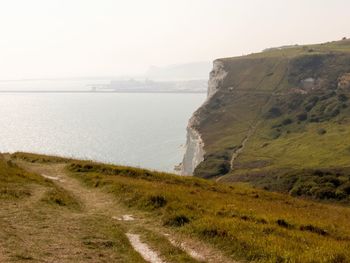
[7,152,350,262]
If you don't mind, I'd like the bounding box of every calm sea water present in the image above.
[0,93,205,172]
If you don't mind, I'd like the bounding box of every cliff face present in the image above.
[207,60,227,98]
[181,60,227,175]
[180,116,204,175]
[183,39,350,189]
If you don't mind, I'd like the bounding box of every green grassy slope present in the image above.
[193,39,350,202]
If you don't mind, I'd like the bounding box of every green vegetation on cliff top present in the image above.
[192,39,350,203]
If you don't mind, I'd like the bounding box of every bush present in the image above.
[317,176,341,187]
[339,182,350,194]
[320,91,336,100]
[330,253,347,263]
[269,129,281,139]
[304,96,319,112]
[297,113,308,121]
[281,118,293,126]
[335,190,347,200]
[266,107,282,118]
[317,128,327,135]
[314,187,336,199]
[276,219,293,229]
[338,94,348,102]
[300,224,328,236]
[201,227,228,238]
[331,108,341,117]
[164,214,190,227]
[148,195,167,208]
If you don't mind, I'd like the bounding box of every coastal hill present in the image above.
[182,39,350,202]
[1,152,350,262]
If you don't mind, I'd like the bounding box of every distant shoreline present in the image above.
[0,90,206,94]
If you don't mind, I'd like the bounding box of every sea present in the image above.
[0,82,205,172]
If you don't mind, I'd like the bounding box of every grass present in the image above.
[12,152,73,164]
[193,39,350,197]
[0,153,81,210]
[40,185,82,210]
[227,120,350,203]
[57,157,350,263]
[77,215,144,262]
[1,153,149,262]
[0,155,46,200]
[133,226,199,263]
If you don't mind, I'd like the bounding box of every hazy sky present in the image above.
[0,0,349,79]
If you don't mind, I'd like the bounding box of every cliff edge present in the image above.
[182,39,350,202]
[181,60,227,175]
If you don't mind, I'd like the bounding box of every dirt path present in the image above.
[215,123,259,183]
[19,163,157,261]
[229,123,259,170]
[126,233,165,263]
[0,162,145,263]
[10,161,235,263]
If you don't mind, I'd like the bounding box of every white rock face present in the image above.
[180,60,227,175]
[180,116,205,175]
[207,60,227,98]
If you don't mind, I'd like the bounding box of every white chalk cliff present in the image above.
[207,60,227,98]
[181,60,227,175]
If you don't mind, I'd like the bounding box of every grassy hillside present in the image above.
[0,154,78,207]
[192,39,350,202]
[9,152,350,263]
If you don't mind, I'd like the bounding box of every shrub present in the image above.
[289,181,317,197]
[338,94,348,102]
[288,96,303,110]
[297,113,308,121]
[310,116,320,122]
[331,108,341,117]
[314,187,336,199]
[300,224,328,236]
[148,195,167,208]
[269,129,281,139]
[305,96,319,111]
[164,214,190,227]
[335,190,347,200]
[266,107,282,118]
[281,118,293,126]
[339,182,350,194]
[320,91,336,100]
[317,128,327,135]
[330,253,347,263]
[317,176,341,187]
[313,170,324,176]
[276,219,293,229]
[201,227,228,238]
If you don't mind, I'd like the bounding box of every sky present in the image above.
[0,0,349,80]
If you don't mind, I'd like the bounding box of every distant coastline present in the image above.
[0,90,206,94]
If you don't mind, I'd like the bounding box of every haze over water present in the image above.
[0,92,205,172]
